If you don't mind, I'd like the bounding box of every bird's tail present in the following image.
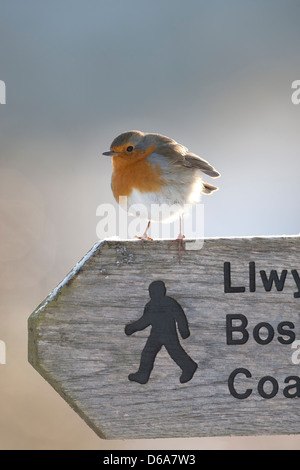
[202,182,219,194]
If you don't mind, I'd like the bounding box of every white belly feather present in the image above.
[126,173,203,222]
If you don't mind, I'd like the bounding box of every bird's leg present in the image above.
[169,215,186,261]
[135,220,153,244]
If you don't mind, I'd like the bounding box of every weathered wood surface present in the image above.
[28,236,300,439]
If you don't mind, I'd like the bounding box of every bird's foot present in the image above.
[169,233,186,262]
[135,233,154,248]
[135,234,153,242]
[135,221,153,247]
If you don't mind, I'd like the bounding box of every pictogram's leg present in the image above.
[128,336,162,384]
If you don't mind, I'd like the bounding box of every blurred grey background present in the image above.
[0,0,300,449]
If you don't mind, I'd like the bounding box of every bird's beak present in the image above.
[102,150,117,156]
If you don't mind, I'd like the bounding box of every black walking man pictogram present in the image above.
[125,281,198,384]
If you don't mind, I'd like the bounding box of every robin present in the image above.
[103,130,220,258]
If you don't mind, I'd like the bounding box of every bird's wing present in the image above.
[180,152,220,178]
[158,146,220,178]
[148,135,221,178]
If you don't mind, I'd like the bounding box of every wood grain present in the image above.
[28,236,300,439]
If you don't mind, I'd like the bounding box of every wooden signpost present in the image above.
[28,236,300,439]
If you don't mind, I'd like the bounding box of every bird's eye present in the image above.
[126,146,134,152]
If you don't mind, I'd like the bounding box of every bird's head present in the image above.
[102,131,151,161]
[102,130,181,163]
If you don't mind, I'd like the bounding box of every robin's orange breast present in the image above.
[111,149,167,201]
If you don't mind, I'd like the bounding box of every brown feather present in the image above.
[108,131,221,180]
[202,182,219,194]
[153,136,220,178]
[183,153,220,178]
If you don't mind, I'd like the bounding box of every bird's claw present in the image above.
[135,234,154,248]
[169,234,186,262]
